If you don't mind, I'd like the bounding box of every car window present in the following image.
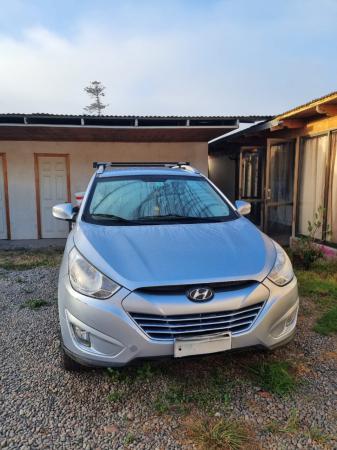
[83,175,237,224]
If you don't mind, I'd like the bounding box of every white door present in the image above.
[0,157,8,239]
[38,156,69,238]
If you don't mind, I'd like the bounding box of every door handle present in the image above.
[266,188,271,201]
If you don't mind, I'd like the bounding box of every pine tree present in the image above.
[84,81,108,115]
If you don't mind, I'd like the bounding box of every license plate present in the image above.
[174,332,231,358]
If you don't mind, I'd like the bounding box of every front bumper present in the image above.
[58,275,299,367]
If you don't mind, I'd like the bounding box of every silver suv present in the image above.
[53,162,298,371]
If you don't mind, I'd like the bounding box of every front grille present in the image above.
[129,302,264,340]
[136,280,256,295]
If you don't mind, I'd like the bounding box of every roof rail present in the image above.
[93,161,192,173]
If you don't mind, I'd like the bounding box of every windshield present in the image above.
[83,175,237,225]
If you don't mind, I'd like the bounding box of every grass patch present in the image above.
[265,408,300,434]
[106,361,159,384]
[107,391,123,403]
[313,306,337,336]
[123,432,135,445]
[248,361,296,396]
[20,299,48,310]
[307,426,330,444]
[0,249,62,271]
[135,361,157,380]
[296,260,337,334]
[154,371,232,414]
[154,383,191,414]
[297,272,337,306]
[190,418,251,450]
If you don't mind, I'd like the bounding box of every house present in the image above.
[209,91,337,249]
[0,113,267,240]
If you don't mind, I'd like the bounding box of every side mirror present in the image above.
[52,203,77,222]
[235,200,251,216]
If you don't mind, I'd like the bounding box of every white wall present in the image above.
[0,140,208,239]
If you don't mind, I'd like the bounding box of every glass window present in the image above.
[297,135,328,239]
[327,132,337,243]
[84,175,237,225]
[241,150,262,199]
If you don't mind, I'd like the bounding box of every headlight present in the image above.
[268,241,294,286]
[69,248,120,299]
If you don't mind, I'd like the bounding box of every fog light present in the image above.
[285,309,297,328]
[72,324,91,347]
[270,305,298,338]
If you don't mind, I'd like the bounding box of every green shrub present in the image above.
[291,206,331,270]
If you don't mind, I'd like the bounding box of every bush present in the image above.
[292,237,323,270]
[292,206,330,269]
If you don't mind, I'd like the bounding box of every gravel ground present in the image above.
[0,264,336,449]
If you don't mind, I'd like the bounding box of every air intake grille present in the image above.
[129,302,264,340]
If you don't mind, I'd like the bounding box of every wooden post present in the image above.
[291,136,300,239]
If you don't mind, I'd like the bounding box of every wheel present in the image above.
[60,346,83,372]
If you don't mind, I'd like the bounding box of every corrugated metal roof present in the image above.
[277,91,337,119]
[210,90,337,147]
[0,113,272,136]
[209,120,271,148]
[0,113,271,121]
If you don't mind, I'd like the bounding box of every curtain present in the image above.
[298,135,328,239]
[327,133,337,243]
[270,143,294,203]
[268,142,294,228]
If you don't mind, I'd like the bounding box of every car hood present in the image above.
[74,217,276,290]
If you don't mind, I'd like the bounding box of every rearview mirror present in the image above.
[52,203,77,222]
[235,200,251,216]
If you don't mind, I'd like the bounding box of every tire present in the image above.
[60,346,83,372]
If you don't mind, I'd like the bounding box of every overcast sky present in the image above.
[0,0,336,116]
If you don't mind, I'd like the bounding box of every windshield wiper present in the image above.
[136,214,222,221]
[137,214,194,220]
[91,213,134,222]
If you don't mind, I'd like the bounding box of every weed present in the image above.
[154,375,232,414]
[22,287,35,294]
[314,306,337,335]
[107,391,123,402]
[106,362,159,384]
[291,206,331,269]
[136,362,156,380]
[123,432,135,445]
[265,409,299,434]
[106,367,124,382]
[265,420,280,434]
[106,366,138,384]
[154,383,191,414]
[153,397,171,414]
[307,426,329,443]
[20,299,48,310]
[283,409,300,433]
[190,418,250,450]
[248,361,296,396]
